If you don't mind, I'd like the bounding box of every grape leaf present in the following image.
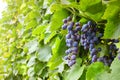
[86,62,107,80]
[24,39,39,54]
[96,55,120,80]
[32,24,47,36]
[63,58,85,80]
[79,0,105,21]
[49,8,69,31]
[102,1,120,39]
[109,55,120,80]
[44,31,57,44]
[34,61,46,75]
[27,56,36,67]
[24,10,39,23]
[26,19,38,30]
[37,45,52,62]
[27,67,34,77]
[47,37,66,70]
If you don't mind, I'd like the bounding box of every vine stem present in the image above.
[66,7,98,23]
[67,8,106,25]
[97,23,106,25]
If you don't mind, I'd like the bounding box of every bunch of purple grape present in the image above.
[80,21,119,66]
[97,39,119,66]
[80,21,102,62]
[62,16,81,66]
[62,16,119,67]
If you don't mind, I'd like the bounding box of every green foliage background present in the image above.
[0,0,120,80]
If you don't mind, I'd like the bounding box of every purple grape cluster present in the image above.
[62,16,81,66]
[80,21,119,66]
[62,17,119,66]
[80,21,102,62]
[97,56,112,66]
[97,39,119,66]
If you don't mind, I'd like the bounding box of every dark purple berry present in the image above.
[68,60,76,66]
[81,24,89,32]
[62,24,67,30]
[67,16,72,21]
[73,41,78,47]
[75,22,80,26]
[114,39,119,43]
[75,26,81,31]
[87,21,93,26]
[98,47,101,52]
[66,34,71,39]
[92,55,97,62]
[64,56,68,60]
[63,19,67,23]
[71,55,76,60]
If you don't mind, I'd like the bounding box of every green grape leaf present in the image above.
[36,45,52,62]
[44,31,57,44]
[24,39,39,54]
[24,10,39,23]
[102,1,120,39]
[26,19,38,30]
[34,61,46,75]
[27,67,34,77]
[48,72,60,80]
[49,8,69,31]
[103,19,120,39]
[109,55,120,80]
[40,67,48,79]
[63,58,85,80]
[57,62,65,73]
[86,62,107,80]
[27,56,36,67]
[96,55,120,80]
[79,0,105,21]
[79,0,101,12]
[47,37,66,70]
[32,24,47,36]
[50,3,61,12]
[18,65,27,76]
[60,0,70,4]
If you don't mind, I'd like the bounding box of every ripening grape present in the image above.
[75,26,81,31]
[97,57,104,62]
[62,16,81,66]
[63,19,67,23]
[97,47,101,52]
[80,21,104,64]
[62,24,67,30]
[68,60,76,66]
[81,24,89,32]
[92,55,97,62]
[66,33,71,39]
[62,17,119,67]
[114,39,119,43]
[72,41,78,47]
[67,16,72,21]
[64,56,68,60]
[67,24,73,30]
[71,55,76,60]
[75,22,80,26]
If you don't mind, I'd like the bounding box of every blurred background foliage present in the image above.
[0,0,120,80]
